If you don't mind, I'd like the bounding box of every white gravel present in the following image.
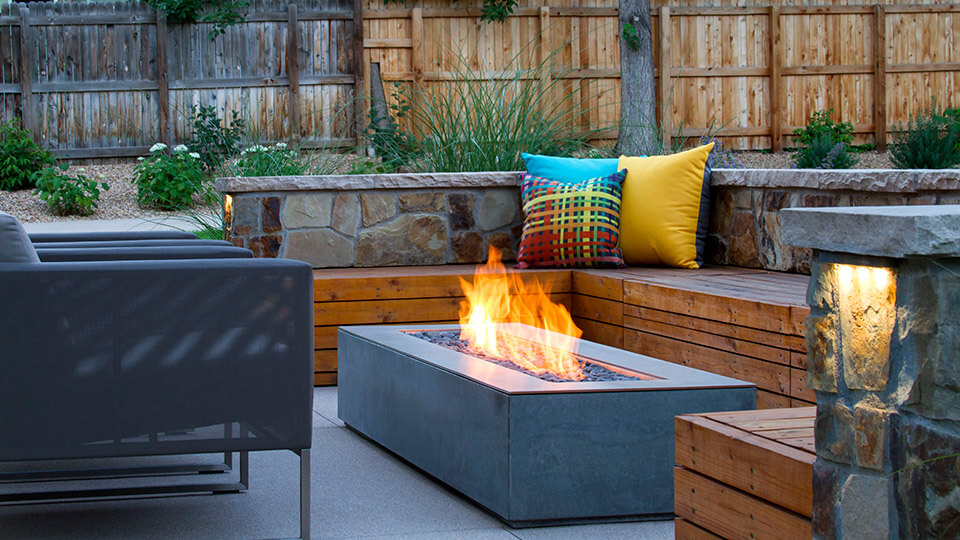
[0,151,898,223]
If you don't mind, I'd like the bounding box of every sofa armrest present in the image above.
[29,230,199,243]
[0,258,314,461]
[33,239,233,249]
[36,245,253,262]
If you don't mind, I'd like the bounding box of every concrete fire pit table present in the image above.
[337,323,756,526]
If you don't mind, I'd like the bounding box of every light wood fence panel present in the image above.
[363,0,960,151]
[0,0,358,160]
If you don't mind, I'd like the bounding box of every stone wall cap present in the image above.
[782,205,960,257]
[713,168,960,192]
[216,171,523,193]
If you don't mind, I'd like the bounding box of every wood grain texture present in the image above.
[675,467,811,539]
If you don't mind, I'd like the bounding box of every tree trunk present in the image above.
[616,0,658,156]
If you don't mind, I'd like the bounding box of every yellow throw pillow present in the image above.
[618,143,714,268]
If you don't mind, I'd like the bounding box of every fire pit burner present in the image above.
[338,323,756,526]
[406,329,650,383]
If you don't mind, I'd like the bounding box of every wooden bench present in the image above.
[313,265,812,408]
[673,407,815,538]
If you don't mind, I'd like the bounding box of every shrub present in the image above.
[792,109,854,147]
[0,121,55,191]
[146,0,248,39]
[698,135,744,169]
[233,143,308,176]
[369,49,599,173]
[186,105,245,173]
[794,133,858,169]
[133,143,208,210]
[33,164,109,216]
[889,105,960,169]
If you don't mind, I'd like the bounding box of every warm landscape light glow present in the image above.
[458,247,584,380]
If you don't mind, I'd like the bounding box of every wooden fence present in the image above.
[363,0,960,150]
[0,0,362,159]
[1,0,958,157]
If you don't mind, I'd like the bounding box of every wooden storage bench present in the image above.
[674,408,815,538]
[313,265,812,408]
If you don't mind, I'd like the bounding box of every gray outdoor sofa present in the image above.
[0,212,315,539]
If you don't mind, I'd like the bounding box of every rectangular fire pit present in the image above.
[337,324,756,526]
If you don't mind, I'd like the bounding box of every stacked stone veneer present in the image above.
[217,172,522,267]
[710,169,960,273]
[783,206,960,539]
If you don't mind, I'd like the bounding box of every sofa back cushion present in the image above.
[0,211,40,263]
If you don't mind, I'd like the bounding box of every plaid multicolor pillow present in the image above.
[517,171,626,268]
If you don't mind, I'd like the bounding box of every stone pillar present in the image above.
[783,206,960,539]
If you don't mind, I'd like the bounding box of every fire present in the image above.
[458,247,584,380]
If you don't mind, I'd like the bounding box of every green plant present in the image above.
[792,109,854,147]
[348,158,394,175]
[232,143,308,176]
[698,135,744,169]
[33,164,109,216]
[793,133,859,169]
[0,121,55,191]
[369,47,601,173]
[890,105,960,169]
[621,22,642,51]
[366,83,420,171]
[133,143,209,210]
[186,105,246,173]
[147,0,249,39]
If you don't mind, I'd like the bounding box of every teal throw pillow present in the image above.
[521,153,620,183]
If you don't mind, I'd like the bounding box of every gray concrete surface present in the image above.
[0,387,674,540]
[22,216,213,235]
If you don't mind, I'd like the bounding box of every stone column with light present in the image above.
[783,205,960,539]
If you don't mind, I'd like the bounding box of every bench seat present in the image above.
[313,265,812,408]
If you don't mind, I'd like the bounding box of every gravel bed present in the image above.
[0,164,185,224]
[0,150,897,223]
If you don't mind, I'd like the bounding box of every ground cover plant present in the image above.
[33,164,109,216]
[890,104,960,169]
[792,109,857,169]
[187,105,246,174]
[0,121,55,191]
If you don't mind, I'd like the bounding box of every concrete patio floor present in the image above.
[0,387,674,539]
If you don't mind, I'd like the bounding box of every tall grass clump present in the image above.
[890,104,960,169]
[369,47,604,172]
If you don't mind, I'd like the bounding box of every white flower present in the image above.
[173,144,189,153]
[137,157,145,161]
[149,142,168,153]
[248,144,267,153]
[189,152,201,159]
[275,142,287,149]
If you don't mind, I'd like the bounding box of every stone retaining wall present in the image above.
[708,169,960,273]
[219,169,960,271]
[217,172,522,267]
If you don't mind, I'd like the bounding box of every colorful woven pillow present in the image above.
[517,171,626,268]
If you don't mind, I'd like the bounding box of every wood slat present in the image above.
[571,270,623,303]
[791,366,816,402]
[624,329,790,396]
[675,414,813,517]
[315,349,338,372]
[624,315,792,367]
[572,317,623,349]
[313,266,571,302]
[757,390,792,409]
[314,372,337,386]
[625,305,806,353]
[674,518,723,540]
[571,294,623,326]
[674,467,812,539]
[316,293,573,326]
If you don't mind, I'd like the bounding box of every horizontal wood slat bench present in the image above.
[313,265,812,408]
[674,407,816,538]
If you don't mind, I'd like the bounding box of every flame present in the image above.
[458,247,584,380]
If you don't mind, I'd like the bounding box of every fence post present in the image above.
[768,5,782,152]
[658,6,672,149]
[873,4,887,151]
[17,5,37,143]
[353,0,365,147]
[287,4,300,142]
[156,13,173,148]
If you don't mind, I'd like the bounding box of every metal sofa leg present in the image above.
[299,448,311,540]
